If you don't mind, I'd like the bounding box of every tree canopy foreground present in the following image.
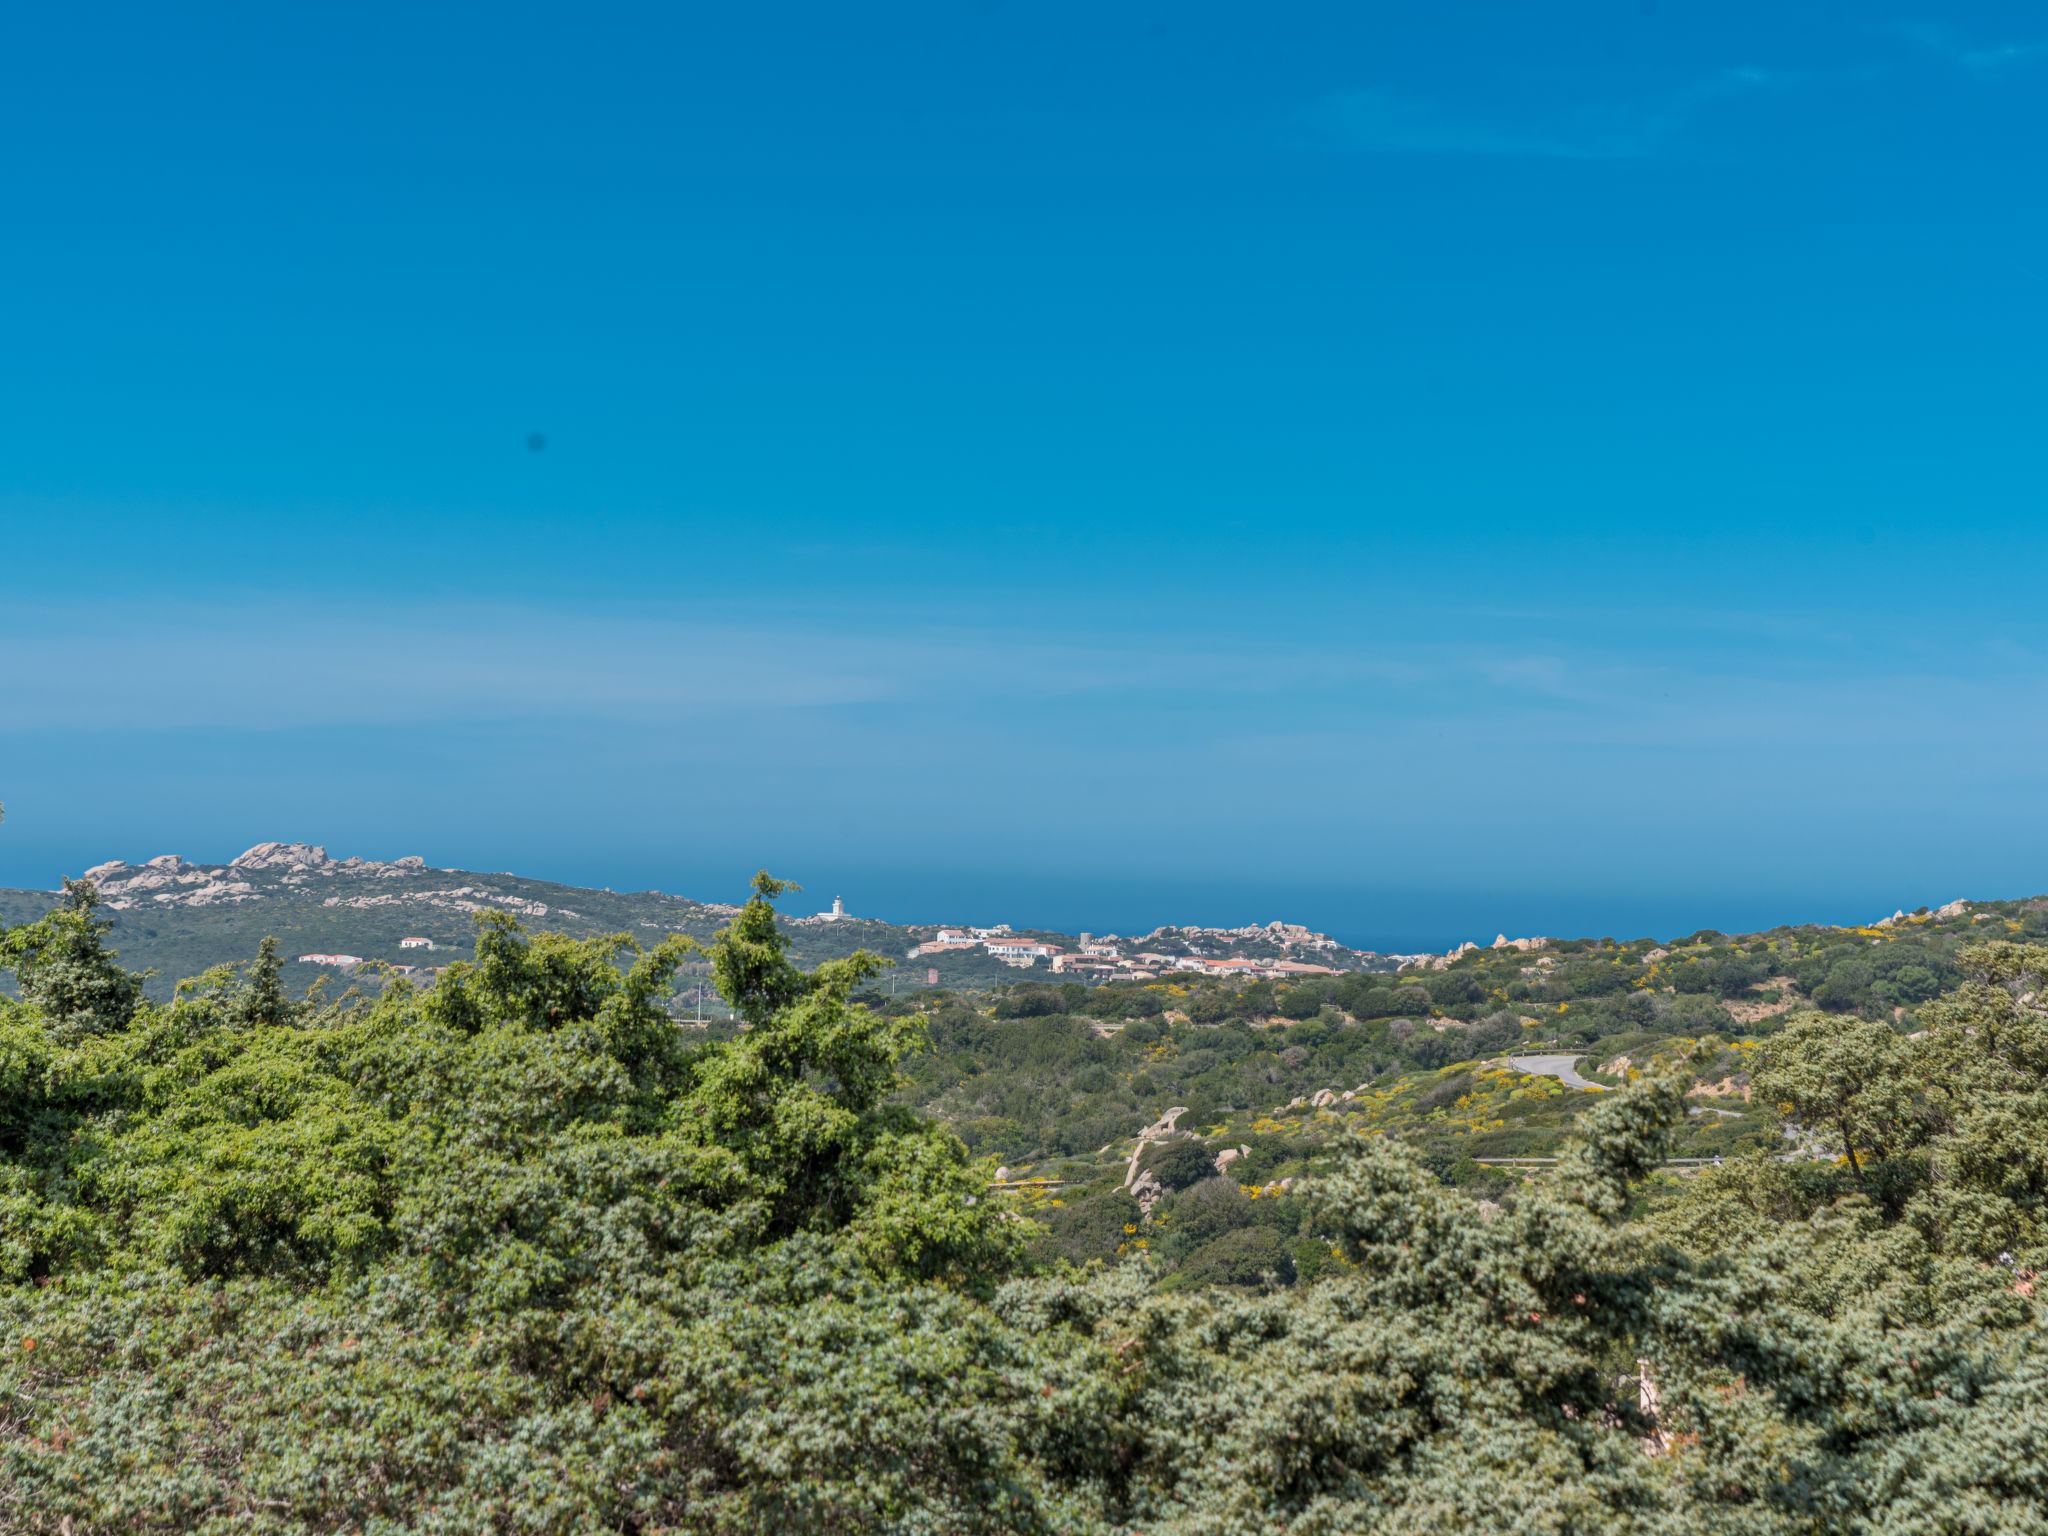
[0,877,2043,1533]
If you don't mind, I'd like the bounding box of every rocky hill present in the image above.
[0,841,1391,1001]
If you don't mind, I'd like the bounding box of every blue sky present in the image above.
[4,2,2047,949]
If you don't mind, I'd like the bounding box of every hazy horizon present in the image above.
[0,834,2008,957]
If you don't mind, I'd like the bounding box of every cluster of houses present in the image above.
[907,925,1341,982]
[906,925,1040,964]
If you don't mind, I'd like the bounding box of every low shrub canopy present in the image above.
[1,880,2045,1533]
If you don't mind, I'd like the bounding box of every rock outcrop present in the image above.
[1121,1107,1190,1191]
[231,842,333,871]
[82,858,257,910]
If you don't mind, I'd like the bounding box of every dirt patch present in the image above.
[1693,1075,1752,1101]
[1724,978,1800,1026]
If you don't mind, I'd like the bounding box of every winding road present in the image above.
[1508,1054,1601,1090]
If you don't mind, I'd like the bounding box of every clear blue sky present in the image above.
[4,2,2046,949]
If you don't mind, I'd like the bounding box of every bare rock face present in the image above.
[1311,1089,1338,1108]
[1143,1107,1188,1137]
[1214,1144,1253,1174]
[1934,898,1970,919]
[1121,1107,1192,1190]
[231,843,332,872]
[79,856,258,910]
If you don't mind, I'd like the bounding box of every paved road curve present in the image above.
[1508,1054,1601,1090]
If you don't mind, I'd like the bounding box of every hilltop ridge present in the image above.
[1,841,1391,999]
[3,842,2040,1013]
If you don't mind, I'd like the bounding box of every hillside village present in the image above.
[0,843,2010,1013]
[905,918,1367,980]
[0,842,1434,994]
[872,888,2046,1186]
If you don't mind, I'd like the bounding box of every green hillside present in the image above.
[880,892,2041,1159]
[0,841,1389,1004]
[0,844,889,1002]
[1,871,2046,1529]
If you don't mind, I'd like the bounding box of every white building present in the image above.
[400,937,434,950]
[985,937,1060,967]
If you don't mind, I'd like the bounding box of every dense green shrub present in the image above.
[1025,1186,1140,1269]
[1345,986,1410,1018]
[1159,1224,1292,1290]
[1402,1030,1460,1070]
[989,984,1065,1019]
[1885,962,1941,1004]
[1425,971,1484,1008]
[1463,1011,1521,1055]
[1142,1138,1220,1191]
[1275,985,1323,1020]
[1097,986,1164,1020]
[2,884,2045,1533]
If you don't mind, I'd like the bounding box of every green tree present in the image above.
[1275,984,1322,1020]
[1751,1011,1925,1183]
[1141,1138,1219,1191]
[0,876,148,1041]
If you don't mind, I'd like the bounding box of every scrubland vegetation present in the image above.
[1,877,2044,1532]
